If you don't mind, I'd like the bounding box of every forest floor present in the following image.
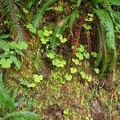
[3,38,120,120]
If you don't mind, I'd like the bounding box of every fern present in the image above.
[0,73,14,109]
[3,111,40,120]
[94,27,103,67]
[69,10,80,37]
[94,9,117,77]
[50,15,71,51]
[33,0,57,29]
[2,0,25,41]
[107,0,120,6]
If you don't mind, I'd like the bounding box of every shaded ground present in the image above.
[3,39,120,120]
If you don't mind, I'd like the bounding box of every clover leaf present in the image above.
[47,52,55,59]
[27,83,36,88]
[55,6,63,12]
[65,74,72,81]
[76,53,84,60]
[77,45,85,52]
[80,71,86,79]
[70,67,77,74]
[83,52,90,59]
[60,38,67,43]
[0,58,12,68]
[72,58,79,65]
[33,74,43,83]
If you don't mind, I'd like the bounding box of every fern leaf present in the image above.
[94,9,115,50]
[33,0,57,29]
[109,49,117,71]
[69,10,80,37]
[77,0,82,6]
[3,111,40,120]
[2,0,25,41]
[0,74,14,109]
[50,15,71,51]
[99,45,108,79]
[94,9,117,77]
[94,27,103,67]
[107,0,120,6]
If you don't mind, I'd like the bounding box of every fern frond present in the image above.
[2,0,25,41]
[0,74,14,109]
[33,0,57,29]
[94,9,115,50]
[3,111,40,120]
[50,15,71,51]
[69,10,80,37]
[94,9,117,77]
[94,27,103,67]
[99,44,108,79]
[107,0,120,6]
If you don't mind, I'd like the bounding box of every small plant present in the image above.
[38,27,53,44]
[65,74,72,81]
[94,68,99,74]
[0,39,28,69]
[91,52,97,58]
[52,58,66,67]
[0,74,40,120]
[70,67,77,74]
[72,58,79,65]
[33,74,43,82]
[55,5,63,12]
[22,8,29,14]
[47,51,66,68]
[0,58,12,68]
[76,44,90,60]
[80,71,86,79]
[63,108,71,115]
[83,23,92,34]
[56,34,67,43]
[26,23,36,34]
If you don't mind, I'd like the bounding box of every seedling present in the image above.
[23,8,29,14]
[47,52,55,59]
[72,58,79,65]
[63,108,70,115]
[83,23,91,31]
[60,37,67,43]
[70,67,77,74]
[76,53,84,60]
[83,52,90,59]
[80,71,86,79]
[33,74,43,82]
[26,23,36,34]
[52,59,66,67]
[56,34,67,43]
[85,13,94,22]
[77,44,85,52]
[0,40,28,69]
[91,52,97,57]
[94,68,99,74]
[38,28,52,44]
[27,83,36,88]
[83,23,91,34]
[43,29,52,37]
[0,58,12,68]
[86,75,92,82]
[55,6,63,12]
[65,74,72,81]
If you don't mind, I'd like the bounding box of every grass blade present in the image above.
[33,0,57,29]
